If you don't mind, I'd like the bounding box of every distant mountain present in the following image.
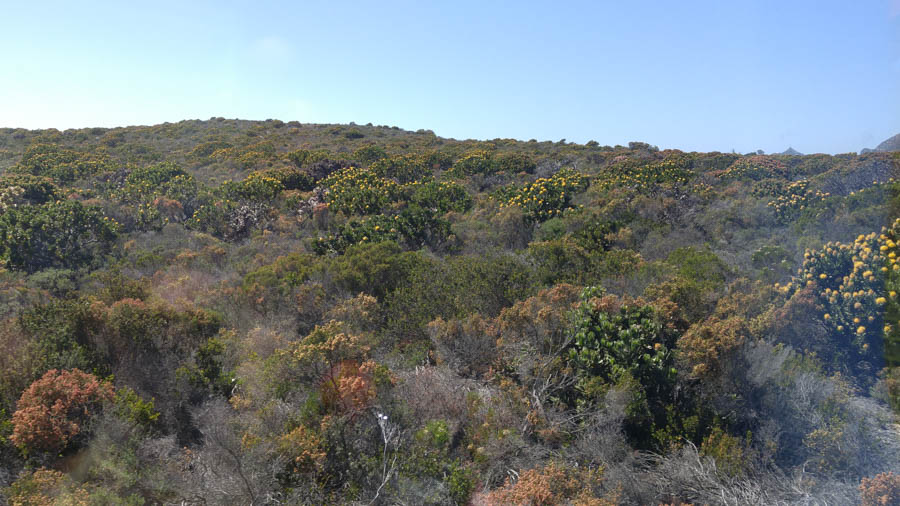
[875,133,900,152]
[780,147,802,155]
[862,133,900,154]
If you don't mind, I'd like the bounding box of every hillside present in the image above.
[1,119,900,504]
[876,133,900,152]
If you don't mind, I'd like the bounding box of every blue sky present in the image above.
[1,0,898,154]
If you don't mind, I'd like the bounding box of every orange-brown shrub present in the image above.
[483,462,612,506]
[11,368,114,452]
[860,472,900,506]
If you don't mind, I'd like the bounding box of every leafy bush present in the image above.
[211,140,277,169]
[321,166,402,215]
[313,204,452,254]
[717,154,787,181]
[18,298,102,376]
[0,200,119,272]
[0,174,60,207]
[178,337,234,398]
[567,287,679,445]
[327,241,423,299]
[494,152,536,174]
[860,471,900,506]
[113,163,198,205]
[352,144,387,164]
[11,369,114,453]
[666,246,730,289]
[5,468,94,505]
[12,143,114,182]
[494,169,589,223]
[598,156,694,193]
[568,288,677,397]
[407,180,473,213]
[286,148,332,168]
[451,149,494,176]
[371,153,432,183]
[113,386,160,430]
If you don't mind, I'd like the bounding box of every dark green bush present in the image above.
[0,200,119,272]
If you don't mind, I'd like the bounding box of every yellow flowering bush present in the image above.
[766,179,829,222]
[321,166,402,215]
[220,172,284,202]
[494,168,588,223]
[717,155,787,181]
[598,156,694,193]
[13,143,115,182]
[779,219,900,369]
[450,149,495,176]
[371,152,432,183]
[313,203,451,254]
[210,140,277,169]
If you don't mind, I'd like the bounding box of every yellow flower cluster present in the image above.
[14,143,115,182]
[766,180,829,221]
[692,182,715,200]
[778,218,900,354]
[321,166,401,215]
[717,155,786,181]
[598,158,693,192]
[451,149,493,176]
[496,169,588,222]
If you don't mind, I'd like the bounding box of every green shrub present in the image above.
[0,200,119,272]
[666,246,730,289]
[114,386,160,430]
[13,143,114,182]
[598,156,694,193]
[19,298,103,376]
[407,180,473,213]
[371,153,431,183]
[450,150,494,176]
[494,152,536,174]
[567,287,679,445]
[494,169,589,223]
[178,337,234,398]
[353,144,387,164]
[0,174,60,206]
[286,148,332,168]
[220,172,285,203]
[321,166,402,215]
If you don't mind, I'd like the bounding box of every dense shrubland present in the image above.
[0,119,898,504]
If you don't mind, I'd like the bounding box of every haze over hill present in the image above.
[876,133,900,152]
[860,132,900,154]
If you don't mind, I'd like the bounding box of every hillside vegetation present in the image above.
[0,119,899,504]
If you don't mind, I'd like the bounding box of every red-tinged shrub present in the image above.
[483,462,611,506]
[11,368,114,453]
[860,472,900,506]
[320,359,376,416]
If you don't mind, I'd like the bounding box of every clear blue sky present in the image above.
[1,0,898,154]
